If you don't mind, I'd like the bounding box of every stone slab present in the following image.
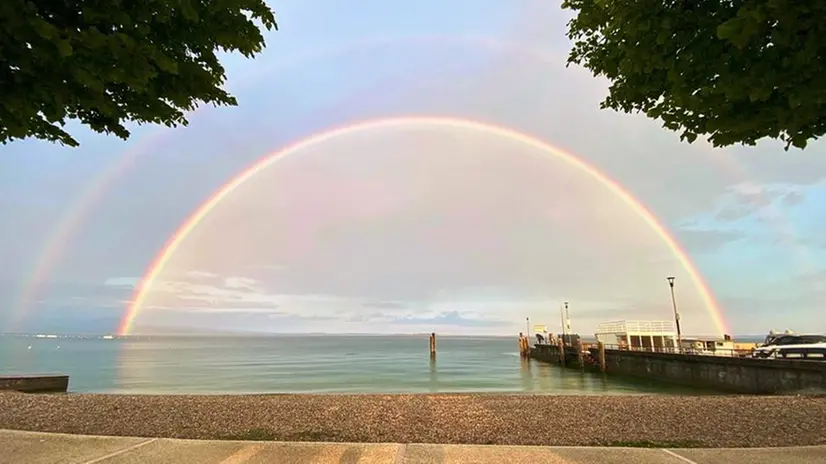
[404,444,689,464]
[671,446,826,464]
[0,375,69,393]
[0,429,147,464]
[2,429,826,464]
[104,439,400,464]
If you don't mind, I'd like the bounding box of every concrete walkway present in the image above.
[3,429,826,464]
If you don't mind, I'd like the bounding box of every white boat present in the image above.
[752,330,826,360]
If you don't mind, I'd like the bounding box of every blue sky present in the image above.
[1,0,825,336]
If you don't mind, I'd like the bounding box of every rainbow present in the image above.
[118,116,729,336]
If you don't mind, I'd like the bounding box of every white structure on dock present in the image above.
[679,336,736,356]
[595,320,677,350]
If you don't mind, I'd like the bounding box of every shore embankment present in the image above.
[1,393,824,448]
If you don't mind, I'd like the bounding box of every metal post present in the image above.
[560,304,566,343]
[667,277,682,353]
[526,317,530,340]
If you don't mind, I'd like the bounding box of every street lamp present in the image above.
[559,303,566,342]
[667,277,682,353]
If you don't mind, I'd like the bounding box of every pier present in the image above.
[529,343,826,394]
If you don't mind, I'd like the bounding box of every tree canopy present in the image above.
[562,0,826,150]
[0,0,277,147]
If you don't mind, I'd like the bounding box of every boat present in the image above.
[752,330,826,360]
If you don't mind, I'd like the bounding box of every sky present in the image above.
[1,0,825,337]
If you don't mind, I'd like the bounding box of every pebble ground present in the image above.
[1,393,824,448]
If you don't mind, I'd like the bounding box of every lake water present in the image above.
[0,335,710,394]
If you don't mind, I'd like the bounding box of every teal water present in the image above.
[0,335,709,394]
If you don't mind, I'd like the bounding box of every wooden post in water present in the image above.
[557,338,565,366]
[517,333,525,357]
[598,341,607,373]
[577,339,585,369]
[429,333,437,358]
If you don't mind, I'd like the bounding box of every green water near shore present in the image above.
[0,335,712,394]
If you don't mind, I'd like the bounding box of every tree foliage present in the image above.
[562,0,826,150]
[0,0,277,147]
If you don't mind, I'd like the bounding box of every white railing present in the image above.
[595,320,677,336]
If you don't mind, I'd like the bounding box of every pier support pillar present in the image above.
[598,341,607,372]
[518,333,529,357]
[577,339,584,369]
[429,333,436,358]
[557,338,565,366]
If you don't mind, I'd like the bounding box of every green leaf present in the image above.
[55,40,73,58]
[31,18,58,39]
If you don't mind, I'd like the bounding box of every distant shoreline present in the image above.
[1,392,824,448]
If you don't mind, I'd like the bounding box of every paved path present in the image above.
[3,429,826,464]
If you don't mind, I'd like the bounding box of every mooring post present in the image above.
[557,338,565,366]
[518,333,526,357]
[429,332,437,358]
[598,341,607,373]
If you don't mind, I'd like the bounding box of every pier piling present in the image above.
[577,339,585,369]
[557,338,565,366]
[429,333,437,358]
[598,341,607,372]
[518,333,529,357]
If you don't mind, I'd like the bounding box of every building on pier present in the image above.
[595,320,677,350]
[679,336,737,356]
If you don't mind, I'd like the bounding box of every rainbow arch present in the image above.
[118,116,729,336]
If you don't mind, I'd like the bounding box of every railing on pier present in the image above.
[592,344,826,360]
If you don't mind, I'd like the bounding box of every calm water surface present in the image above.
[0,335,709,394]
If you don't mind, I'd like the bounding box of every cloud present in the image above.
[674,228,747,254]
[187,270,219,279]
[223,276,261,291]
[361,300,409,310]
[104,277,139,288]
[389,311,503,327]
[710,183,805,223]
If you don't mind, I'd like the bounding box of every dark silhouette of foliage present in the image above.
[0,0,277,147]
[563,0,826,149]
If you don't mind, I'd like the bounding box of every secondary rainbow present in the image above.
[119,116,729,336]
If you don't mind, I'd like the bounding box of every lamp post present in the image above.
[667,277,682,353]
[560,303,566,343]
[526,317,530,339]
[564,301,571,345]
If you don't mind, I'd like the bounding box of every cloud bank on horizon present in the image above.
[1,0,825,336]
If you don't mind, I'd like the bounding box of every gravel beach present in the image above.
[1,393,824,448]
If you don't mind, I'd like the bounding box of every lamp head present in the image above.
[667,276,675,286]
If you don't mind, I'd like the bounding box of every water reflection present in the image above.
[519,356,534,392]
[428,355,438,393]
[535,361,552,391]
